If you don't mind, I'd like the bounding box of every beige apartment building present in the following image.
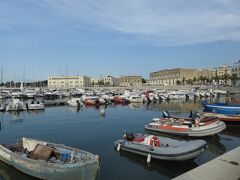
[215,65,231,77]
[118,76,143,87]
[48,76,91,89]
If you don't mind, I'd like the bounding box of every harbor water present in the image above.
[0,100,239,180]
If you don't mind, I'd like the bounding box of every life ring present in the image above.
[150,136,160,147]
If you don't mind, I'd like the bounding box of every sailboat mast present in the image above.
[23,61,26,88]
[0,66,2,93]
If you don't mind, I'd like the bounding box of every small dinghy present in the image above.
[114,133,207,162]
[145,117,226,137]
[145,111,226,137]
[0,138,99,180]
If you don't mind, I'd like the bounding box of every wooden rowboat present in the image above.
[0,138,99,180]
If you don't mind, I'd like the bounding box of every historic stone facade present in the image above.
[149,68,197,86]
[118,76,143,87]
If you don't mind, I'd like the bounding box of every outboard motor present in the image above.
[189,111,193,118]
[125,132,135,141]
[191,112,201,124]
[162,110,170,118]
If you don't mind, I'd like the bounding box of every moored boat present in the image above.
[0,104,6,112]
[6,99,26,112]
[0,137,99,180]
[145,116,226,137]
[114,133,207,162]
[27,101,45,110]
[201,101,240,115]
[202,112,240,125]
[113,96,130,104]
[67,98,82,107]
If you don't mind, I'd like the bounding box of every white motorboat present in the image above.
[6,99,26,111]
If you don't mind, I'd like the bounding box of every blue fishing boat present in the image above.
[201,101,240,115]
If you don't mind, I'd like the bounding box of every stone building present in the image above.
[149,68,198,86]
[197,69,215,79]
[118,76,143,87]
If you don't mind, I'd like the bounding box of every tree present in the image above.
[186,79,193,85]
[221,73,230,86]
[193,77,197,85]
[96,80,105,86]
[176,80,181,85]
[206,77,212,85]
[198,76,208,85]
[213,75,220,87]
[183,77,186,84]
[105,82,111,87]
[142,78,146,83]
[230,73,239,87]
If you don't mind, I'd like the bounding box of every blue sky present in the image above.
[0,0,240,81]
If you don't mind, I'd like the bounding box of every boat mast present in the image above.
[23,61,26,89]
[0,66,2,94]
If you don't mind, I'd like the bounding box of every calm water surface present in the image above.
[0,100,239,180]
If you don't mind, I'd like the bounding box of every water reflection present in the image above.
[116,150,198,179]
[129,103,142,109]
[144,101,200,113]
[0,161,35,180]
[223,126,240,138]
[10,118,24,124]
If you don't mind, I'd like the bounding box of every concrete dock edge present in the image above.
[173,146,240,180]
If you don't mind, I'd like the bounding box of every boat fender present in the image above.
[117,143,121,152]
[147,153,151,163]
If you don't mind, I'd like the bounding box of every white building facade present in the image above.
[48,76,91,89]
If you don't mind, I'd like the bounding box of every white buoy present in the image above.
[147,153,151,163]
[117,143,121,152]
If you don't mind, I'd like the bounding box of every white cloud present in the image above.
[1,0,240,46]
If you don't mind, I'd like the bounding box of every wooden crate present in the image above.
[30,144,53,161]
